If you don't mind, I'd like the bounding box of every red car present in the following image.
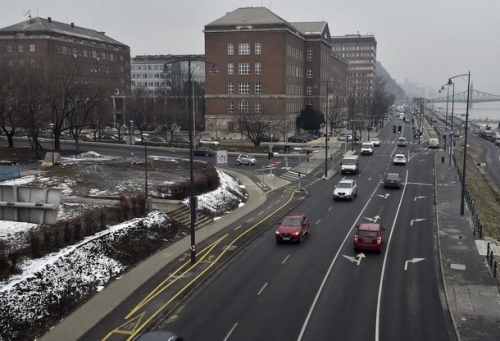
[354,223,385,252]
[276,213,310,243]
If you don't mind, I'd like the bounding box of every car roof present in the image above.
[338,179,355,184]
[357,223,382,231]
[386,173,401,178]
[394,154,405,157]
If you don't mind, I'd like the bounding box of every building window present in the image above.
[18,58,25,67]
[255,62,261,75]
[7,59,13,67]
[17,44,24,52]
[61,46,68,54]
[238,43,250,55]
[6,43,13,52]
[255,82,261,94]
[306,68,313,78]
[228,83,234,94]
[227,43,234,55]
[228,63,234,75]
[306,85,313,95]
[255,103,261,113]
[307,47,313,61]
[239,101,250,113]
[239,82,250,94]
[255,42,261,55]
[238,62,250,75]
[30,58,36,67]
[228,102,234,113]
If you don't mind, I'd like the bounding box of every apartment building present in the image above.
[331,34,377,105]
[0,16,130,122]
[204,7,347,140]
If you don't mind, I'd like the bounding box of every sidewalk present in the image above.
[435,150,500,340]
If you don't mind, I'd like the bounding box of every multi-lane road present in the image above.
[53,117,456,341]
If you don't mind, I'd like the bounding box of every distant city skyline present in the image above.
[3,0,500,96]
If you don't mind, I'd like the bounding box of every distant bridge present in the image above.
[429,86,500,103]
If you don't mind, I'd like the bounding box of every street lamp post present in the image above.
[49,123,54,166]
[129,120,134,157]
[448,72,471,215]
[439,84,450,153]
[164,56,218,264]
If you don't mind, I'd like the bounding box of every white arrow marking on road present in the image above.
[404,258,425,270]
[410,218,426,226]
[414,196,427,201]
[363,215,381,223]
[377,193,390,199]
[342,253,366,266]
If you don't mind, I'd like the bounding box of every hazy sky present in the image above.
[3,0,500,96]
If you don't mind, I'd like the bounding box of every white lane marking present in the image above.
[282,255,291,264]
[257,282,268,296]
[223,323,238,341]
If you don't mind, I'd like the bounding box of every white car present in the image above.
[200,138,220,145]
[236,154,256,165]
[370,138,381,146]
[333,179,358,200]
[393,154,407,165]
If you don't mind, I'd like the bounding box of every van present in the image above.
[360,142,374,155]
[428,138,439,149]
[340,155,359,174]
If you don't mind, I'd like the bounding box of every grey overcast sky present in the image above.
[3,0,500,96]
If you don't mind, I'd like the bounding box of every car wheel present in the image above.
[236,161,241,165]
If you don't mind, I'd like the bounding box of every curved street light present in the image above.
[447,72,471,215]
[163,56,218,264]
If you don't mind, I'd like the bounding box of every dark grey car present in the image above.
[383,173,402,188]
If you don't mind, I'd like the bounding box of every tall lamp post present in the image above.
[129,120,134,157]
[49,123,54,166]
[448,72,471,215]
[439,84,451,153]
[164,56,218,264]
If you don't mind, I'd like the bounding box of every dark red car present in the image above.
[276,213,310,243]
[354,223,385,252]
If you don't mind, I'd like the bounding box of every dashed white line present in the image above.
[257,282,268,296]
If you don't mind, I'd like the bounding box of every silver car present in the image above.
[236,153,256,165]
[333,179,358,200]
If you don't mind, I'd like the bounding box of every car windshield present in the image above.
[359,230,378,237]
[362,143,372,147]
[282,218,300,226]
[337,182,352,188]
[343,159,357,165]
[386,174,400,180]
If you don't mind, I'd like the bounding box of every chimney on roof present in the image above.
[48,17,52,23]
[71,22,74,28]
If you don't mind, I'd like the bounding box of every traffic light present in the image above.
[392,125,396,133]
[398,126,402,134]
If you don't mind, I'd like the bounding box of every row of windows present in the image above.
[349,59,375,64]
[286,45,305,60]
[226,62,262,75]
[132,73,167,79]
[227,82,262,94]
[6,43,35,53]
[350,66,375,71]
[57,45,118,61]
[6,57,36,67]
[348,73,374,78]
[341,52,375,58]
[227,42,262,56]
[132,81,169,88]
[333,45,375,51]
[286,64,304,78]
[132,64,162,71]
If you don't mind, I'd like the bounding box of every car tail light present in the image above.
[377,237,382,244]
[354,235,359,242]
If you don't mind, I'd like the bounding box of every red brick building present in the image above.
[204,7,347,140]
[0,16,131,122]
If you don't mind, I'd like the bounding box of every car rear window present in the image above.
[358,230,378,237]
